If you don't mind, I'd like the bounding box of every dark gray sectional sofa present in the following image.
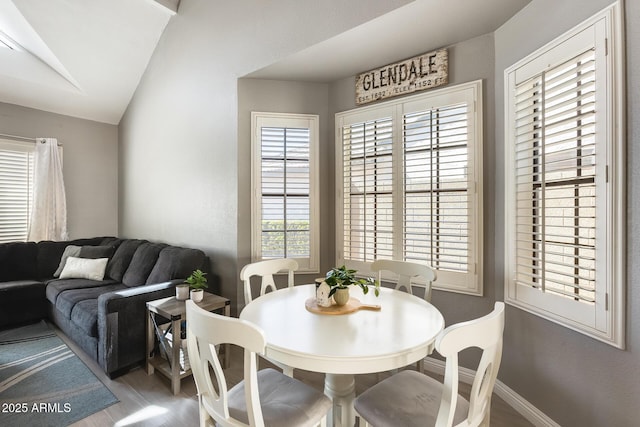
[0,237,208,378]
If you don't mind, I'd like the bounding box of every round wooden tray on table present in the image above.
[305,297,381,315]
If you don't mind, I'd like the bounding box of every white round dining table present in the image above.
[239,284,445,427]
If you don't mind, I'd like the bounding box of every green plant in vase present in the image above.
[324,265,379,306]
[186,269,208,302]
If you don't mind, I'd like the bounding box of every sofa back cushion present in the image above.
[36,237,107,279]
[106,239,146,281]
[146,246,208,284]
[0,242,38,281]
[78,245,116,259]
[121,242,167,287]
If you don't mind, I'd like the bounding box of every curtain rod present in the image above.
[0,133,62,146]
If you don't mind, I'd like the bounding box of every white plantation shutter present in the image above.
[337,81,483,295]
[261,126,311,258]
[514,50,597,303]
[251,113,319,272]
[404,104,470,272]
[505,4,624,347]
[342,117,394,262]
[0,140,33,243]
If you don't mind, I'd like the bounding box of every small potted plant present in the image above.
[324,265,379,306]
[185,269,208,302]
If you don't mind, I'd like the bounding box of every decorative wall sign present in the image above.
[355,48,448,105]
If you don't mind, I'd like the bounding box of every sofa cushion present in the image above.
[0,242,38,281]
[106,239,147,281]
[79,245,116,259]
[0,280,47,328]
[70,299,100,337]
[146,246,207,284]
[46,278,118,305]
[56,283,126,320]
[122,243,167,287]
[54,245,81,277]
[100,237,122,247]
[36,237,108,279]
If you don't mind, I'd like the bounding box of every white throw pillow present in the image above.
[59,256,109,281]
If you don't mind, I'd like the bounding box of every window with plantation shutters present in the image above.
[337,81,483,295]
[505,4,625,348]
[251,112,319,273]
[0,139,34,243]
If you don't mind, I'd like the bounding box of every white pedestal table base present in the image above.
[324,373,356,427]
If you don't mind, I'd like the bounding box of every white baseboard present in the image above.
[422,357,560,427]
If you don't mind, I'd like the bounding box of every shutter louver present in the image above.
[0,143,33,243]
[514,49,597,303]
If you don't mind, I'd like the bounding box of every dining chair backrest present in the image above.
[186,300,266,426]
[240,258,298,305]
[370,259,436,302]
[435,301,505,427]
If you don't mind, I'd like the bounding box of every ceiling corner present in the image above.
[148,0,180,15]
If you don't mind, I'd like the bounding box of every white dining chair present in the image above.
[240,258,298,377]
[370,259,436,302]
[355,302,505,427]
[371,259,437,373]
[186,300,332,427]
[240,258,298,305]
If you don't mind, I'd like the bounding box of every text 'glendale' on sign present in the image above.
[355,49,448,105]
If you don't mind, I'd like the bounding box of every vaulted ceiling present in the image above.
[0,0,530,125]
[0,0,176,124]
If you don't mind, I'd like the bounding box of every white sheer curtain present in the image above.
[27,138,68,241]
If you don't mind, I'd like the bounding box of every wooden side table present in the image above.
[146,292,230,395]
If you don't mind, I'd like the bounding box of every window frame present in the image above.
[504,2,625,348]
[335,80,484,296]
[250,112,320,273]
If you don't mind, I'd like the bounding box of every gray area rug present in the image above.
[0,321,118,426]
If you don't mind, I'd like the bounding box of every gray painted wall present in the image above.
[494,1,639,425]
[0,102,118,238]
[237,78,334,310]
[119,0,413,306]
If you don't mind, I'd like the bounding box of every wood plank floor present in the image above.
[58,329,534,427]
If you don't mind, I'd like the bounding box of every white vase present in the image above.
[176,284,190,300]
[190,289,204,302]
[334,288,350,306]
